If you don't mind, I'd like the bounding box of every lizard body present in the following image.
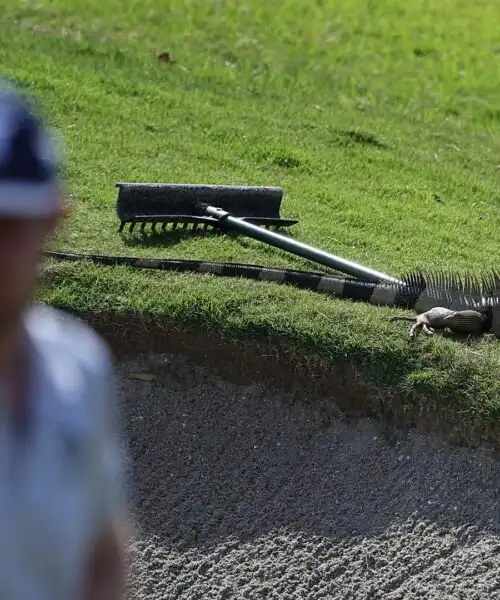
[390,307,492,338]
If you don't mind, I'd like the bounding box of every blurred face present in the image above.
[0,214,58,327]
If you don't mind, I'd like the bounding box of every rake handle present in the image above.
[202,204,402,285]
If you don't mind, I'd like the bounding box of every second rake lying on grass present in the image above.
[115,182,400,284]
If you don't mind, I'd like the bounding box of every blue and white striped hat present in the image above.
[0,81,61,218]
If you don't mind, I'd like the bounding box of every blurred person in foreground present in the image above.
[0,81,127,599]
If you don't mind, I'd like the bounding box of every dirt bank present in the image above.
[116,353,500,599]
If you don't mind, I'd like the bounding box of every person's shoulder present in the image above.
[24,302,113,375]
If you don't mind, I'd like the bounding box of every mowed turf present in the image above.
[4,0,500,428]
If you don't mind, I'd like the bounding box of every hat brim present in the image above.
[0,181,62,218]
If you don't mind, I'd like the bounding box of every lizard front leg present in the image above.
[409,321,423,338]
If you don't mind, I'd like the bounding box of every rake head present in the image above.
[116,182,299,234]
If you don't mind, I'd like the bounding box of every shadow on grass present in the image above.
[121,227,225,248]
[120,224,300,251]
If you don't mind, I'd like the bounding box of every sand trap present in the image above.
[116,353,500,599]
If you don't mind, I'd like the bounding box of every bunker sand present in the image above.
[117,354,500,599]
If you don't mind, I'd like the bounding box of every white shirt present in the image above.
[0,303,125,600]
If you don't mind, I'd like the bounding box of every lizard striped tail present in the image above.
[41,250,500,316]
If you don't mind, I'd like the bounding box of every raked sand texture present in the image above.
[116,354,500,599]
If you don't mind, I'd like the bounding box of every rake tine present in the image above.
[161,222,167,232]
[140,222,146,233]
[203,223,209,231]
[130,222,136,233]
[182,223,188,230]
[172,223,178,231]
[151,222,157,233]
[118,221,125,233]
[193,223,199,232]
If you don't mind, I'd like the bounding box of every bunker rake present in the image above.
[115,182,401,284]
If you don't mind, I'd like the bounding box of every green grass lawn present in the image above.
[4,0,500,429]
